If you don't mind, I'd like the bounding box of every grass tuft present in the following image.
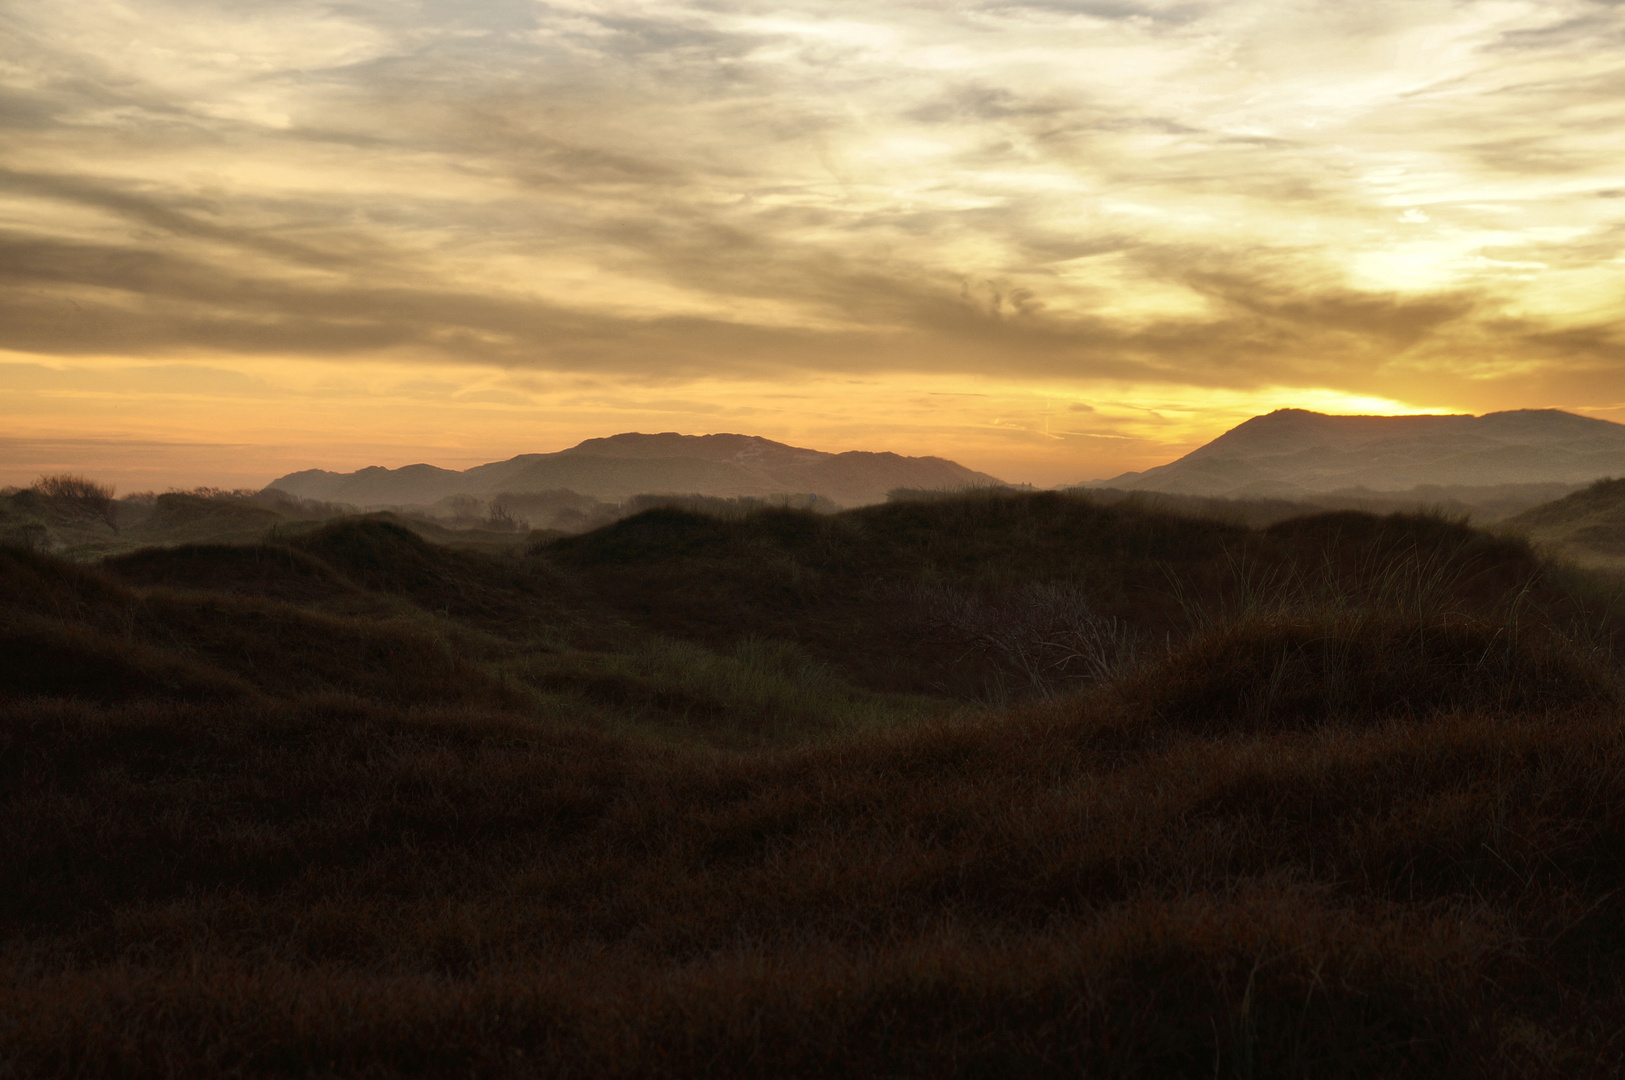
[1119,608,1616,734]
[6,491,1625,1075]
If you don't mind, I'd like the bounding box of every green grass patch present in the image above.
[508,635,944,746]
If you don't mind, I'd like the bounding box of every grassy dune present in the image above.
[1507,477,1625,571]
[4,492,1625,1077]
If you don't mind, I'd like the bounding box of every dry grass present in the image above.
[5,494,1625,1076]
[5,695,1625,1076]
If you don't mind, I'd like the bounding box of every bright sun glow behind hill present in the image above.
[3,352,1458,489]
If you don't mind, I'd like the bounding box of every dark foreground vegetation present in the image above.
[6,489,1625,1077]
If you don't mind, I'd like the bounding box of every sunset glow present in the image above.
[3,0,1623,488]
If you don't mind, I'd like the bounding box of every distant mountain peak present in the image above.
[266,432,1003,508]
[1086,408,1625,497]
[562,431,830,465]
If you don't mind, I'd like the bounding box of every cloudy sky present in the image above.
[3,0,1624,488]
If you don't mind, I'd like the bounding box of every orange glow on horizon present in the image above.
[4,352,1477,490]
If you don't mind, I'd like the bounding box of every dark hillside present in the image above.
[5,490,1625,1076]
[104,518,572,634]
[542,492,1584,701]
[286,518,562,630]
[136,491,285,543]
[1507,476,1625,568]
[544,492,1246,695]
[5,665,1625,1074]
[3,540,524,707]
[107,542,366,606]
[1082,482,1581,526]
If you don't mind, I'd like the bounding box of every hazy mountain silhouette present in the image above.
[266,433,1004,508]
[1085,409,1625,497]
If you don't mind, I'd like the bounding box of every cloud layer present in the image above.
[2,0,1624,483]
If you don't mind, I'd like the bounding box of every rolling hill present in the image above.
[7,491,1625,1076]
[1506,476,1625,568]
[267,432,1004,508]
[1086,408,1625,499]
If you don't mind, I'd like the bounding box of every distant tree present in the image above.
[169,486,258,500]
[33,474,118,533]
[486,500,525,531]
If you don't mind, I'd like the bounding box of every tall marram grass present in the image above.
[6,497,1625,1076]
[5,689,1625,1076]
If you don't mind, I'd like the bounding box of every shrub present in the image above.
[1115,607,1617,734]
[914,580,1137,700]
[31,473,117,533]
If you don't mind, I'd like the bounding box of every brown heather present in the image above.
[4,492,1625,1077]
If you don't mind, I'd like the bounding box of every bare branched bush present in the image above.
[1166,518,1535,635]
[32,474,118,533]
[914,581,1137,698]
[485,500,525,531]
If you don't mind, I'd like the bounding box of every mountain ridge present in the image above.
[267,432,1004,508]
[1086,408,1625,497]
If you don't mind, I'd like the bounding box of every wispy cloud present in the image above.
[2,0,1623,482]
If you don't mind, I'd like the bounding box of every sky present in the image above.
[2,0,1624,490]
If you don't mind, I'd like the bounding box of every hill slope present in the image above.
[1088,408,1625,498]
[1506,476,1625,567]
[5,494,1625,1076]
[268,433,1004,508]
